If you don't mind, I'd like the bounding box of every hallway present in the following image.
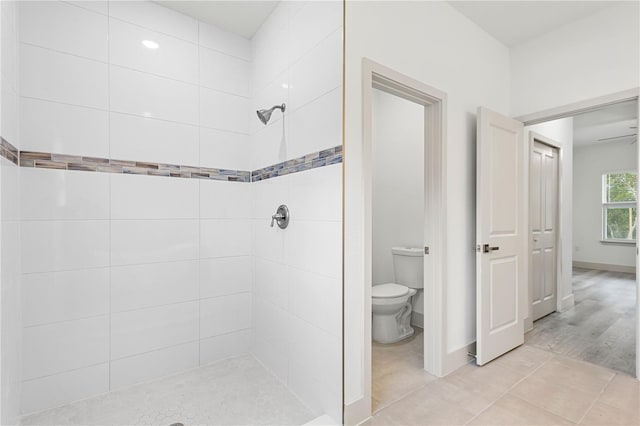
[526,268,636,376]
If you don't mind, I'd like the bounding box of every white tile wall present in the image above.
[109,1,198,43]
[21,364,110,415]
[199,21,250,60]
[200,179,252,218]
[289,29,342,111]
[200,87,249,133]
[110,301,198,359]
[21,167,110,220]
[200,293,252,339]
[200,219,252,259]
[110,65,199,125]
[111,260,199,313]
[109,112,199,166]
[23,316,109,380]
[199,47,250,96]
[22,268,110,327]
[20,44,108,109]
[67,1,108,15]
[109,18,198,83]
[19,98,109,157]
[200,329,252,365]
[110,219,199,265]
[19,1,108,62]
[110,174,199,219]
[2,3,22,423]
[199,257,252,299]
[21,220,110,273]
[110,342,198,390]
[199,127,251,171]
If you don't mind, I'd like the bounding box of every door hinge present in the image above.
[424,246,429,255]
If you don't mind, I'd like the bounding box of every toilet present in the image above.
[372,247,424,344]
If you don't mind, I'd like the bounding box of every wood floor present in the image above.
[525,267,636,376]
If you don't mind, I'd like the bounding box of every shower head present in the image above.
[256,103,286,125]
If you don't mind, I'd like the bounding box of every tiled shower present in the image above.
[0,1,342,424]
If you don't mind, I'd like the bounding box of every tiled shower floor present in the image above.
[21,356,314,426]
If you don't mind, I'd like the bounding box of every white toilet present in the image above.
[372,247,424,344]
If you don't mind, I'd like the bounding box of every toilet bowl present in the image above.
[372,283,417,344]
[372,247,424,344]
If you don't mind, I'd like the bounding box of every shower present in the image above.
[256,103,286,125]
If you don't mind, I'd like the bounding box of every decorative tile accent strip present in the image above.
[19,151,251,182]
[251,145,343,182]
[9,143,342,182]
[0,137,19,165]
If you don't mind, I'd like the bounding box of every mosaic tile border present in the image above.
[1,137,342,182]
[0,138,19,165]
[19,151,252,182]
[252,146,343,182]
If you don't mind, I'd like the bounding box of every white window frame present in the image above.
[601,170,638,244]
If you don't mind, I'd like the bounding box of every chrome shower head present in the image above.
[257,103,286,125]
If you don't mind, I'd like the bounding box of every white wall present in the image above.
[372,89,424,319]
[524,118,574,327]
[344,0,511,418]
[250,2,343,422]
[573,141,637,267]
[18,1,252,414]
[1,1,22,424]
[511,2,640,118]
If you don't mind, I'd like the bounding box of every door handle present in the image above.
[483,244,499,253]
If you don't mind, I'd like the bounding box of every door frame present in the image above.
[361,59,448,403]
[526,133,563,331]
[515,87,640,379]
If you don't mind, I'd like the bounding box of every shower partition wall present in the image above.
[8,1,343,424]
[1,1,22,425]
[250,2,343,422]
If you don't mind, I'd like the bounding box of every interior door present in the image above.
[530,141,559,320]
[476,107,526,366]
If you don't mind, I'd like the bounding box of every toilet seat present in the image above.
[372,283,409,298]
[372,283,416,306]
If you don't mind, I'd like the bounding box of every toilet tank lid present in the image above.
[391,247,423,257]
[372,283,409,298]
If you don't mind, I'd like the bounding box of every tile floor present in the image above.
[20,356,314,426]
[526,268,636,376]
[369,342,640,425]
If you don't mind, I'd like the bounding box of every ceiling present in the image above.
[157,1,278,39]
[448,1,621,47]
[573,100,638,147]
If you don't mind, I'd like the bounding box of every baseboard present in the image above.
[343,395,371,426]
[573,261,636,274]
[559,293,575,312]
[411,312,424,328]
[443,342,476,376]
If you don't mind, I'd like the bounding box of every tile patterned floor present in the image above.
[526,268,636,376]
[20,356,314,426]
[368,343,640,425]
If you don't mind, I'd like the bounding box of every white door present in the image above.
[530,141,559,321]
[476,107,526,366]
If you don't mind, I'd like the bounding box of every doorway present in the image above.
[361,59,447,417]
[524,99,639,376]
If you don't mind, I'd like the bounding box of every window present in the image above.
[602,171,637,242]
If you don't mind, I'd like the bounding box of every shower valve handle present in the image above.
[270,213,284,227]
[270,205,290,229]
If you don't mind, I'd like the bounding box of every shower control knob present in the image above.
[270,205,290,229]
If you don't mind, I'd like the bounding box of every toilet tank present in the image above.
[392,247,424,289]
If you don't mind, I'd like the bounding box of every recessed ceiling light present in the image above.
[142,40,159,49]
[281,83,289,89]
